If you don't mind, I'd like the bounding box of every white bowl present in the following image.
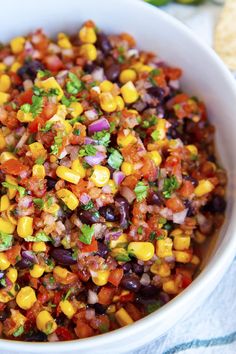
[1,0,236,353]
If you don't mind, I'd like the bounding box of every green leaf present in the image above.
[79,224,94,245]
[73,128,80,136]
[63,288,72,301]
[2,182,26,198]
[81,200,94,210]
[134,181,148,202]
[93,131,111,147]
[37,69,52,78]
[61,95,78,107]
[108,149,123,170]
[115,254,131,262]
[33,198,44,210]
[99,323,109,333]
[162,176,179,199]
[30,95,43,118]
[50,132,63,155]
[41,121,54,132]
[79,144,97,157]
[66,72,84,95]
[24,231,51,242]
[0,278,7,287]
[137,226,143,235]
[13,325,24,337]
[151,129,161,141]
[35,156,45,165]
[149,231,157,241]
[21,103,31,113]
[0,232,13,251]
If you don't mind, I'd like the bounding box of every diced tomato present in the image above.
[121,175,139,190]
[44,55,64,72]
[141,156,157,182]
[28,116,47,133]
[179,181,194,198]
[0,159,29,175]
[120,32,136,47]
[9,72,22,86]
[163,67,182,80]
[176,268,192,289]
[90,314,110,332]
[119,292,134,303]
[29,277,38,289]
[75,320,94,339]
[16,89,33,105]
[41,102,58,120]
[125,303,142,321]
[54,291,63,305]
[166,197,185,213]
[70,180,88,198]
[5,245,21,265]
[80,237,98,253]
[56,327,73,341]
[98,287,116,305]
[26,177,47,198]
[108,268,124,287]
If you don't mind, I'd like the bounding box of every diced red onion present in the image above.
[173,208,188,224]
[87,290,98,305]
[164,255,175,263]
[120,186,136,204]
[85,308,96,320]
[48,333,59,342]
[16,131,30,150]
[80,193,91,205]
[92,68,105,82]
[113,171,125,186]
[169,80,180,90]
[140,273,151,286]
[160,207,173,219]
[104,229,123,242]
[24,41,34,55]
[84,109,98,121]
[84,137,96,145]
[93,223,107,239]
[159,291,170,304]
[3,56,14,66]
[88,117,110,135]
[84,152,105,166]
[102,184,111,194]
[22,251,38,264]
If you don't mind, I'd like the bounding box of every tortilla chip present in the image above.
[214,0,236,70]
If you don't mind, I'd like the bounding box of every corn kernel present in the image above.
[92,269,110,286]
[90,165,110,187]
[100,92,117,113]
[30,264,45,278]
[0,152,17,164]
[53,266,69,279]
[194,179,214,197]
[191,255,201,266]
[59,300,76,319]
[173,250,192,263]
[115,96,125,111]
[44,201,61,216]
[170,228,182,237]
[0,285,16,303]
[57,33,72,49]
[147,151,162,167]
[37,77,64,100]
[56,166,80,184]
[163,280,179,294]
[174,236,191,251]
[16,286,36,310]
[10,37,25,54]
[17,216,33,238]
[56,188,79,210]
[120,81,139,104]
[100,80,113,92]
[117,132,137,147]
[115,308,133,327]
[0,217,15,234]
[152,119,167,141]
[110,234,128,249]
[5,175,17,200]
[150,262,171,277]
[107,179,118,194]
[128,242,154,261]
[0,63,7,72]
[156,238,173,258]
[6,205,17,225]
[10,62,21,73]
[32,242,47,253]
[80,44,97,61]
[79,26,97,44]
[0,131,6,150]
[32,164,45,179]
[36,310,57,334]
[10,310,26,334]
[17,109,34,123]
[0,92,10,105]
[119,69,137,84]
[69,102,83,118]
[121,162,133,176]
[0,252,10,270]
[0,195,10,212]
[106,304,116,314]
[0,74,11,92]
[29,142,47,160]
[186,144,198,157]
[6,267,18,283]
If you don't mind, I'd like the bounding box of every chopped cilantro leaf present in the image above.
[137,226,143,235]
[0,278,7,287]
[0,232,13,251]
[24,232,51,242]
[33,198,44,210]
[81,200,94,210]
[13,325,24,337]
[79,224,94,245]
[35,156,45,165]
[99,323,109,333]
[108,149,123,169]
[115,254,131,262]
[79,144,96,157]
[93,131,111,147]
[151,129,161,141]
[73,128,80,136]
[30,95,43,118]
[37,69,51,78]
[50,132,63,155]
[2,182,26,198]
[162,176,179,199]
[149,69,161,86]
[41,121,54,132]
[64,288,72,301]
[61,95,78,107]
[66,72,84,95]
[109,122,116,133]
[134,181,148,202]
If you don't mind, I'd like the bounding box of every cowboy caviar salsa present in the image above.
[0,21,226,342]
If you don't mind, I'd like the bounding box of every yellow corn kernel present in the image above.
[147,151,162,167]
[139,65,153,73]
[115,96,125,111]
[79,26,97,44]
[0,92,10,105]
[6,205,17,225]
[80,44,97,61]
[10,62,21,73]
[121,162,133,176]
[29,142,47,160]
[117,132,137,147]
[0,63,7,72]
[163,280,179,294]
[6,267,18,283]
[173,250,192,263]
[0,252,10,270]
[194,179,214,197]
[57,32,72,49]
[16,286,36,310]
[0,131,6,150]
[0,152,17,164]
[152,119,167,141]
[44,202,60,216]
[16,109,34,123]
[50,155,57,163]
[119,69,137,84]
[56,188,79,210]
[0,195,10,212]
[92,270,110,286]
[115,308,133,327]
[186,144,198,157]
[120,81,139,104]
[10,37,25,54]
[100,92,117,113]
[0,74,11,92]
[0,285,16,303]
[194,231,206,244]
[53,266,69,279]
[191,255,200,266]
[90,165,110,187]
[10,310,26,333]
[56,166,80,185]
[110,234,128,249]
[59,300,76,319]
[174,236,191,251]
[5,175,17,200]
[37,77,64,100]
[170,228,182,237]
[69,101,83,118]
[30,264,45,278]
[32,242,47,253]
[106,304,116,314]
[107,179,118,194]
[32,164,45,179]
[0,217,15,234]
[156,238,173,258]
[113,290,130,303]
[100,80,113,93]
[150,262,171,277]
[36,310,57,334]
[17,216,33,238]
[128,242,155,261]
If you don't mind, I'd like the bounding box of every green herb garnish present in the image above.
[66,72,84,95]
[35,156,45,165]
[61,95,78,107]
[13,326,24,338]
[108,149,123,169]
[21,95,43,118]
[137,226,143,235]
[33,198,44,210]
[162,176,179,199]
[146,302,161,314]
[24,231,51,242]
[134,181,148,202]
[151,129,161,141]
[81,200,94,210]
[2,182,26,198]
[79,144,96,157]
[93,131,111,147]
[79,224,94,245]
[0,232,13,251]
[50,132,63,155]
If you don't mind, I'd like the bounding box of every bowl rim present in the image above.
[1,0,236,351]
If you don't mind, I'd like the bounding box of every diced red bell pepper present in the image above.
[0,159,29,175]
[98,286,116,305]
[81,237,98,253]
[56,327,73,341]
[108,268,124,287]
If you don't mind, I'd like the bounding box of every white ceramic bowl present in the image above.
[1,0,236,353]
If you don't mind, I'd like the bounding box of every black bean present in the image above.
[93,303,107,315]
[0,309,9,321]
[203,195,226,213]
[25,331,48,342]
[97,33,112,54]
[105,63,120,82]
[18,60,45,81]
[46,176,57,191]
[147,192,163,206]
[99,205,118,222]
[121,275,141,292]
[139,285,158,298]
[77,209,100,225]
[132,262,144,275]
[16,258,33,269]
[84,62,96,74]
[56,313,67,326]
[147,87,165,100]
[51,248,77,265]
[183,200,195,217]
[114,195,130,229]
[122,262,132,273]
[97,241,109,258]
